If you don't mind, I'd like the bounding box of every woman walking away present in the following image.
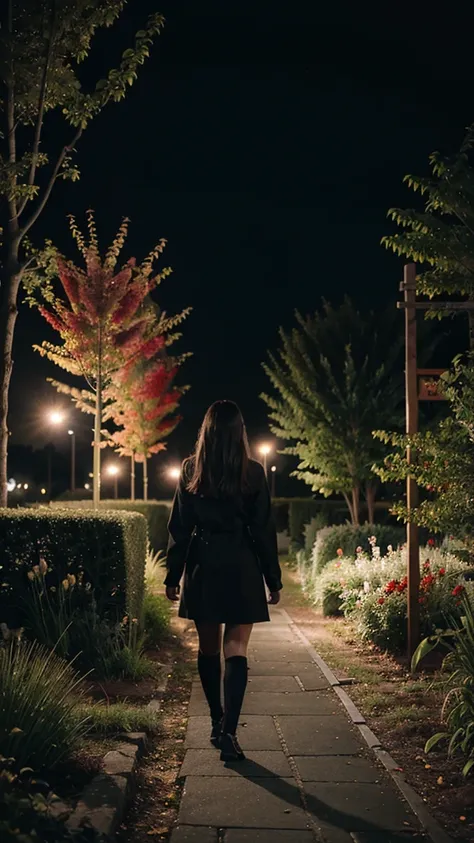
[165,400,282,762]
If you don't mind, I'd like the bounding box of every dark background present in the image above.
[8,0,474,497]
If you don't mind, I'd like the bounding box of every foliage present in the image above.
[288,499,322,551]
[145,545,167,592]
[77,703,160,736]
[412,591,474,776]
[0,0,164,506]
[308,523,406,577]
[375,355,474,557]
[0,756,106,843]
[382,130,474,345]
[51,499,171,553]
[0,508,147,629]
[143,592,170,647]
[262,300,412,524]
[0,640,89,770]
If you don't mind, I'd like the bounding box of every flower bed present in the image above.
[298,538,473,652]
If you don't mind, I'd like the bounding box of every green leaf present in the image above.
[425,732,449,753]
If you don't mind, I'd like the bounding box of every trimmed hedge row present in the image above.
[0,508,147,629]
[51,499,170,552]
[271,498,348,551]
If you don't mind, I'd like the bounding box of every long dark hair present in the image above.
[187,400,250,498]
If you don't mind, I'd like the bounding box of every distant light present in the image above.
[107,464,120,477]
[23,483,29,491]
[40,488,46,495]
[84,483,90,490]
[271,465,276,473]
[167,466,181,481]
[49,410,65,425]
[17,483,22,489]
[88,472,93,478]
[6,478,16,492]
[258,443,272,456]
[67,429,74,436]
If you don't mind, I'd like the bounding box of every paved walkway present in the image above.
[170,607,436,843]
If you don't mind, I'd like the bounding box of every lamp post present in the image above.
[106,464,120,499]
[68,430,76,493]
[258,443,272,478]
[270,464,276,497]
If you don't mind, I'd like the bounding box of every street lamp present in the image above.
[167,466,181,482]
[270,464,276,497]
[258,443,272,477]
[106,464,120,499]
[68,430,76,493]
[49,410,65,426]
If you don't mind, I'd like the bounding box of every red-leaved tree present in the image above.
[33,212,190,505]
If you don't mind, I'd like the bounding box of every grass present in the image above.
[77,701,161,735]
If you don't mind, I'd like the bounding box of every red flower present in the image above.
[378,597,385,605]
[385,579,398,595]
[419,597,425,604]
[438,568,446,577]
[420,573,435,591]
[452,585,465,597]
[397,576,408,593]
[423,560,431,570]
[336,548,344,557]
[427,538,436,548]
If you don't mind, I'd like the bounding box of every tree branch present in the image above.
[18,2,57,218]
[6,0,18,226]
[20,127,83,239]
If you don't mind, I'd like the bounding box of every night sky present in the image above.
[9,1,474,495]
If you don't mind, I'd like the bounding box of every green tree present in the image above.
[375,356,474,556]
[0,1,164,504]
[262,300,407,525]
[382,130,474,347]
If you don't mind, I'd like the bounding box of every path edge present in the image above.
[279,606,454,843]
[65,666,171,837]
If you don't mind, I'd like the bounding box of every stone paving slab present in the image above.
[278,715,361,755]
[248,647,314,662]
[178,776,308,829]
[351,835,428,843]
[185,715,281,750]
[294,755,381,782]
[170,827,217,843]
[189,691,338,717]
[247,676,303,693]
[303,781,418,832]
[180,749,292,777]
[296,668,335,691]
[224,830,315,843]
[247,661,329,682]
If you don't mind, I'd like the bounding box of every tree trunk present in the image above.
[130,453,135,501]
[342,492,355,525]
[0,242,22,507]
[351,486,360,526]
[92,325,103,510]
[143,457,148,502]
[469,306,474,351]
[366,484,376,525]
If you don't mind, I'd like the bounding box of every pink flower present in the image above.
[336,548,344,557]
[378,597,385,605]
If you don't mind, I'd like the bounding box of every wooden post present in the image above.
[403,263,420,660]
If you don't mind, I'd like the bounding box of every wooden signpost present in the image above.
[398,263,474,660]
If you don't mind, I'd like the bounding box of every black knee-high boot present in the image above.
[197,651,223,724]
[222,655,248,736]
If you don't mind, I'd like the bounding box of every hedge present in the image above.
[0,508,147,629]
[51,499,170,552]
[272,498,348,551]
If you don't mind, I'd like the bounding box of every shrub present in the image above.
[51,499,170,552]
[289,499,321,551]
[145,544,166,592]
[0,756,105,842]
[0,508,147,629]
[311,523,406,576]
[143,592,170,647]
[412,591,474,776]
[0,640,89,770]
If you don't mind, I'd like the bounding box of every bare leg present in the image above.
[223,623,253,658]
[195,622,223,731]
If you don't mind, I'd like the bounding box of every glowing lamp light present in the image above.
[271,465,276,473]
[23,483,29,490]
[258,443,272,456]
[67,429,74,436]
[106,464,120,477]
[168,466,181,481]
[49,410,65,425]
[40,488,46,495]
[6,478,16,492]
[84,483,90,490]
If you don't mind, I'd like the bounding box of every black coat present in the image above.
[165,459,282,624]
